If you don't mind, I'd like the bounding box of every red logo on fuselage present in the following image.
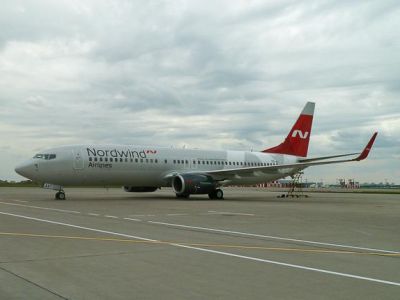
[145,150,157,154]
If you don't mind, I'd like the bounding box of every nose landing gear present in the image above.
[43,183,66,200]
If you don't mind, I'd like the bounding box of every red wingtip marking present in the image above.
[355,132,378,161]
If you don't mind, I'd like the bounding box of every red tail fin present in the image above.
[262,102,315,157]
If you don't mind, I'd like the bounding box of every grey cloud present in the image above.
[1,0,399,182]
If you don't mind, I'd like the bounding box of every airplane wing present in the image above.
[191,132,378,180]
[163,132,377,183]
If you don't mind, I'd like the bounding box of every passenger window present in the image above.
[165,159,168,164]
[150,159,153,163]
[155,159,158,163]
[99,157,103,162]
[110,158,113,162]
[94,157,98,162]
[89,157,92,162]
[135,158,138,163]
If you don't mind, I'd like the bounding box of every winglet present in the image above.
[355,132,378,161]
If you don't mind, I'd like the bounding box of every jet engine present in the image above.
[172,174,216,196]
[123,186,158,192]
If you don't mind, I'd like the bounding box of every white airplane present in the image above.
[15,102,377,200]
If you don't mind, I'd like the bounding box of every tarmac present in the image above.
[0,187,399,299]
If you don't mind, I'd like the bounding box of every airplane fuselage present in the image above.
[18,145,300,187]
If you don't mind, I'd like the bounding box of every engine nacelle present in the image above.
[123,186,158,193]
[172,174,216,195]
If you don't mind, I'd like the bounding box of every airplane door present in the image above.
[73,149,84,170]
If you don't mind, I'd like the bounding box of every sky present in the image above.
[1,0,399,184]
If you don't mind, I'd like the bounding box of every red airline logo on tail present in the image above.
[292,130,309,139]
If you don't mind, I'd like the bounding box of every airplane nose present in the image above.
[15,160,35,178]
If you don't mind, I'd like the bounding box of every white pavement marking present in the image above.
[0,211,399,287]
[104,215,119,219]
[147,221,400,255]
[13,200,28,203]
[123,217,142,222]
[88,213,100,216]
[0,201,81,214]
[207,210,255,216]
[166,214,187,216]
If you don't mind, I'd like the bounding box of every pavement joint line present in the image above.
[0,265,68,299]
[147,221,400,254]
[1,211,399,287]
[1,232,399,257]
[0,201,81,214]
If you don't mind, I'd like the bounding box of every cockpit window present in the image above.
[33,153,57,160]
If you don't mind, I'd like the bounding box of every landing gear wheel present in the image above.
[208,189,224,200]
[215,189,224,200]
[55,191,66,200]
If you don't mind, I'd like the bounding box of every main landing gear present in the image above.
[208,189,224,200]
[55,190,66,200]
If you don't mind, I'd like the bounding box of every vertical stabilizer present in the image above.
[262,102,315,157]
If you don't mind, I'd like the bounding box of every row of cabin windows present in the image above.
[174,160,275,166]
[89,157,158,163]
[88,157,276,166]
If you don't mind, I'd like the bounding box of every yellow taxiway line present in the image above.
[1,232,399,257]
